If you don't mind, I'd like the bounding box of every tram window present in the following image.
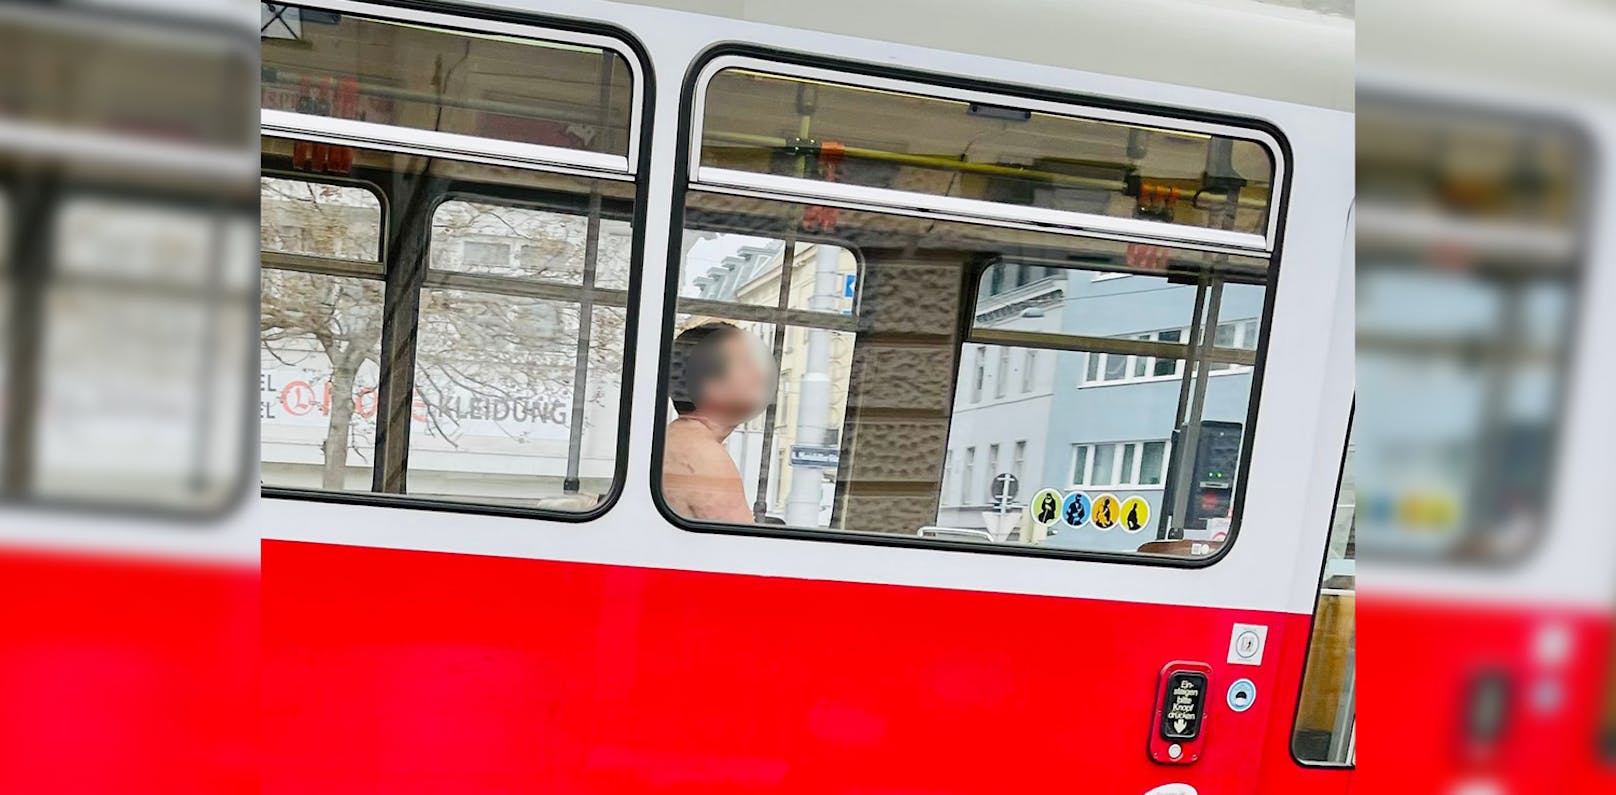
[659,190,1271,560]
[1356,100,1582,563]
[1293,423,1356,765]
[29,195,253,510]
[698,67,1277,238]
[259,6,643,513]
[261,4,635,160]
[259,139,636,509]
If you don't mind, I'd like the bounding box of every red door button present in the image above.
[1150,661,1212,765]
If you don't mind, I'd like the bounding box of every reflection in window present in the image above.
[261,5,635,158]
[259,141,636,510]
[260,270,384,490]
[259,177,381,263]
[410,290,621,504]
[1294,426,1356,765]
[433,199,632,288]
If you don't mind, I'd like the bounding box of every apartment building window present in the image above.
[1071,441,1171,487]
[962,446,976,503]
[1022,349,1037,392]
[971,346,986,402]
[1210,319,1261,371]
[986,444,1000,496]
[460,240,512,271]
[1083,324,1257,386]
[995,348,1010,397]
[1011,441,1026,482]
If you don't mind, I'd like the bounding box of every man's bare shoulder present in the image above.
[663,420,740,474]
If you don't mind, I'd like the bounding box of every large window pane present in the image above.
[409,290,622,506]
[659,191,1270,560]
[260,139,637,511]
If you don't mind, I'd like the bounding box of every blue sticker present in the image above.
[1060,491,1092,528]
[1226,678,1257,713]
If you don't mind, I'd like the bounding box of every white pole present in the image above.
[785,244,840,526]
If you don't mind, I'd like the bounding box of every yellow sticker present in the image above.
[1092,493,1121,530]
[1120,496,1151,534]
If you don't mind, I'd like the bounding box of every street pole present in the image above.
[784,243,840,526]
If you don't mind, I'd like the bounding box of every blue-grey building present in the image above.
[937,264,1262,554]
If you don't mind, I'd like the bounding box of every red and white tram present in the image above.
[253,1,1355,793]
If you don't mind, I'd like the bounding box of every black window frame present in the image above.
[650,44,1294,568]
[1289,403,1356,769]
[0,175,259,522]
[257,2,656,524]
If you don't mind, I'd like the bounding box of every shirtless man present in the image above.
[662,322,771,523]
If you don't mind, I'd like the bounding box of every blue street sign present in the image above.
[842,273,857,299]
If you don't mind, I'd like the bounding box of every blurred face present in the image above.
[701,333,771,423]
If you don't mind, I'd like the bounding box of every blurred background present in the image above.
[1357,0,1616,791]
[0,1,257,793]
[1,0,1614,791]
